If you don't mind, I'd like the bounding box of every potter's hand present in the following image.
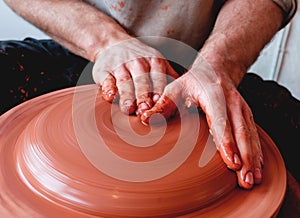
[92,38,179,115]
[141,58,263,189]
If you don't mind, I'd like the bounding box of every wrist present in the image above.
[85,25,132,62]
[198,33,248,88]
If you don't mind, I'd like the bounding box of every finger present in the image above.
[234,104,263,189]
[140,81,182,125]
[229,99,254,189]
[149,58,167,103]
[113,65,136,114]
[212,119,241,171]
[101,73,118,103]
[125,58,152,116]
[166,60,180,80]
[140,95,177,126]
[246,110,263,185]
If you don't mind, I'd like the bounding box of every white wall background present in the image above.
[0,0,49,40]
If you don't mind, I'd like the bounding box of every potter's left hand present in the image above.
[141,57,263,189]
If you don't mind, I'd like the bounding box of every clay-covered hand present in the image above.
[92,38,178,115]
[141,57,264,189]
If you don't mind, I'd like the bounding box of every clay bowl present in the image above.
[0,84,286,217]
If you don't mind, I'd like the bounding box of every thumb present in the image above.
[140,81,183,126]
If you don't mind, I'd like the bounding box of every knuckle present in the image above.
[133,74,149,84]
[241,154,253,168]
[116,73,132,85]
[221,135,235,150]
[235,125,251,139]
[150,57,164,65]
[126,58,149,71]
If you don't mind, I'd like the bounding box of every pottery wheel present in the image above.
[0,84,286,217]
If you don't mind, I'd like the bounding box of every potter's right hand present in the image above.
[92,38,179,115]
[141,57,264,190]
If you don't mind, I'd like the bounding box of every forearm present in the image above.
[4,0,131,61]
[198,0,283,87]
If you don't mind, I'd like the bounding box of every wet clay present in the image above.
[0,85,287,217]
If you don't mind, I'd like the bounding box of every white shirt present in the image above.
[86,0,297,53]
[86,0,225,50]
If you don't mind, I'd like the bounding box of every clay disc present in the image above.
[0,85,286,217]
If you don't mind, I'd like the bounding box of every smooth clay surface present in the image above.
[0,84,287,217]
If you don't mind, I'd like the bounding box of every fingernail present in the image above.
[141,111,150,126]
[234,153,241,166]
[245,172,254,185]
[122,100,135,114]
[103,90,115,102]
[153,94,160,103]
[123,99,133,107]
[139,102,150,110]
[254,168,262,180]
[136,102,150,116]
[102,89,115,97]
[185,98,193,108]
[107,90,115,98]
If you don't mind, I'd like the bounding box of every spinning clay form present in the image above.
[0,85,287,217]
